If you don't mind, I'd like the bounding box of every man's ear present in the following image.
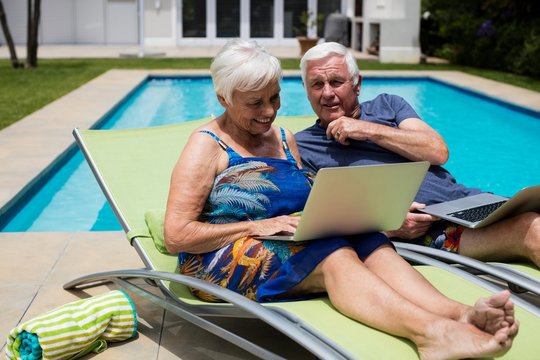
[354,75,362,96]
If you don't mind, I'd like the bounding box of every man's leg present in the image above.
[459,212,540,266]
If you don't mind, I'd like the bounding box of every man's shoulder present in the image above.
[362,93,406,107]
[361,93,417,122]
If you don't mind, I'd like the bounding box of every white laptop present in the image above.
[419,184,540,229]
[256,161,430,241]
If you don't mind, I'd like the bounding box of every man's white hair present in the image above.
[300,42,359,86]
[211,39,282,105]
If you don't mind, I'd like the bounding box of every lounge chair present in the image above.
[65,116,540,359]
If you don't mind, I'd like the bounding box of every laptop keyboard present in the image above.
[448,201,507,222]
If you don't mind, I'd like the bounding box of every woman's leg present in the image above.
[291,247,513,360]
[364,245,517,335]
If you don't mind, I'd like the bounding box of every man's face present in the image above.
[304,55,360,127]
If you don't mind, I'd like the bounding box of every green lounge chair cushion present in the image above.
[145,209,168,254]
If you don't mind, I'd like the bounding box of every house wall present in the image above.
[377,0,421,63]
[144,0,174,45]
[0,0,26,44]
[0,0,138,45]
[41,0,75,43]
[356,0,420,63]
[0,0,420,63]
[106,0,138,44]
[75,0,106,44]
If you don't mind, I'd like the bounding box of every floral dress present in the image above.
[178,128,390,302]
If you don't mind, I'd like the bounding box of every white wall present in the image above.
[0,0,26,44]
[0,0,139,45]
[106,0,138,44]
[145,0,174,45]
[75,0,105,44]
[41,0,75,44]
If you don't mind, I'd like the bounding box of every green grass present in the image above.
[1,58,539,130]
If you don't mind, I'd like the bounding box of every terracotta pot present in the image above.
[297,37,320,55]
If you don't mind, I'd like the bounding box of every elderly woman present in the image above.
[164,39,517,359]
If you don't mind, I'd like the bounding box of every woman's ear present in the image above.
[217,94,228,107]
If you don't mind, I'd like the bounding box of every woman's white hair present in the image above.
[300,42,359,86]
[211,39,282,105]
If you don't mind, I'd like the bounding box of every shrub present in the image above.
[421,0,540,79]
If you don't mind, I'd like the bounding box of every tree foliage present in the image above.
[421,0,540,78]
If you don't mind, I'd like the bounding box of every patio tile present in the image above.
[40,232,144,289]
[0,284,40,351]
[0,232,71,285]
[159,312,314,360]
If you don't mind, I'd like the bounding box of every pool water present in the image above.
[2,77,539,232]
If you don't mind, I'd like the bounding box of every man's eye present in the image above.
[311,82,323,90]
[331,80,344,87]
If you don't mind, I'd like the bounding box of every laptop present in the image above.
[419,184,540,229]
[256,161,430,241]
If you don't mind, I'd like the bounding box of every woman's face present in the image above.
[222,80,281,135]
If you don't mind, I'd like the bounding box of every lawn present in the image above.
[1,58,540,130]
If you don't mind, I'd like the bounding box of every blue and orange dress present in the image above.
[178,128,391,302]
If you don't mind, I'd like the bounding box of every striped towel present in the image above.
[5,290,137,360]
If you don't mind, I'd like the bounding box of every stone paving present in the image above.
[1,46,540,359]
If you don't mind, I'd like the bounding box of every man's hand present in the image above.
[326,116,372,145]
[384,202,439,239]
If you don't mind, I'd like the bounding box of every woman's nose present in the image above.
[262,102,276,116]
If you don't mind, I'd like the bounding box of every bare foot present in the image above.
[417,319,513,360]
[461,290,517,336]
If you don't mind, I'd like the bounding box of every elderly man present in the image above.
[294,42,540,267]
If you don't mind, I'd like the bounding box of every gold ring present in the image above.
[335,131,341,138]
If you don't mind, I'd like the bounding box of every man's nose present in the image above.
[321,83,334,97]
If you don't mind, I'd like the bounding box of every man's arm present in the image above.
[327,117,449,165]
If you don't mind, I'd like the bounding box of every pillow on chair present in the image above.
[144,209,169,254]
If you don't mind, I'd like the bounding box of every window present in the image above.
[182,0,206,37]
[355,0,363,17]
[217,0,240,37]
[284,0,307,38]
[317,0,341,37]
[250,0,274,38]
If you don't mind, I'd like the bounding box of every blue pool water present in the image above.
[2,77,540,232]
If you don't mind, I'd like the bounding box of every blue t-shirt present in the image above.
[294,93,481,205]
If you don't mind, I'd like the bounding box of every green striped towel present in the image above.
[5,290,137,360]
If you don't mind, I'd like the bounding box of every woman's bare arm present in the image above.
[164,129,299,254]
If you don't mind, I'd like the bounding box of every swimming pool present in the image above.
[2,76,539,232]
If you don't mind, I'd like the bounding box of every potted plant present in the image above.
[296,11,324,55]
